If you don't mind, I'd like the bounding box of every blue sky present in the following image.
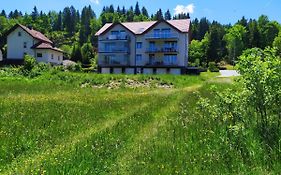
[1,0,281,24]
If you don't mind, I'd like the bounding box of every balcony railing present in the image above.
[99,34,130,41]
[145,58,178,66]
[99,58,130,66]
[146,47,178,53]
[145,33,179,40]
[99,47,130,53]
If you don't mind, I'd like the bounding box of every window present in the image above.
[58,56,60,61]
[23,42,27,48]
[119,30,126,39]
[153,29,160,37]
[111,31,119,35]
[51,54,54,59]
[136,42,142,49]
[136,54,142,65]
[37,53,42,58]
[18,32,21,37]
[164,41,177,51]
[164,54,177,65]
[104,43,116,52]
[149,41,155,49]
[162,28,171,38]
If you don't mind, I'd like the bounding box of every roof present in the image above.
[95,19,191,36]
[6,24,53,44]
[31,42,63,53]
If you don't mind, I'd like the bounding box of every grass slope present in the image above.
[2,72,274,174]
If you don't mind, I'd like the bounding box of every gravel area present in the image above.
[218,70,240,77]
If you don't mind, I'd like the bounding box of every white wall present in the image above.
[142,22,188,67]
[98,24,136,66]
[7,27,36,59]
[35,49,63,64]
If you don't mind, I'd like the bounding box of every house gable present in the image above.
[7,27,36,59]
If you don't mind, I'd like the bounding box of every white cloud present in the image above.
[174,3,195,15]
[89,0,99,4]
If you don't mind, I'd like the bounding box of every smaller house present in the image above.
[5,24,63,64]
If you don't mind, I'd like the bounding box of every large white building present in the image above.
[5,24,63,64]
[95,19,191,74]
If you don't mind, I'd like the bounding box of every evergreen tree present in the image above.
[109,5,115,13]
[191,18,199,40]
[117,6,121,14]
[164,10,171,20]
[237,16,247,27]
[0,10,6,17]
[54,11,63,31]
[31,6,39,20]
[141,7,149,18]
[155,9,163,21]
[248,19,260,48]
[198,17,210,40]
[121,6,126,15]
[71,44,82,62]
[8,11,13,19]
[134,2,141,16]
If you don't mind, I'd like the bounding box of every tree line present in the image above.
[0,2,280,65]
[189,16,281,67]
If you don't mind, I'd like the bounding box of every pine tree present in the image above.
[141,7,149,18]
[121,6,126,15]
[164,10,171,20]
[31,6,39,20]
[109,5,114,13]
[0,10,6,17]
[155,9,163,21]
[134,2,141,16]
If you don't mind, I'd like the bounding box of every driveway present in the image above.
[218,70,240,77]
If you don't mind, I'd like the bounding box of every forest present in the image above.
[0,2,281,66]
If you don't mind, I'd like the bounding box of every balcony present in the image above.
[146,47,178,53]
[99,47,130,54]
[145,33,179,40]
[98,57,130,66]
[145,58,178,67]
[99,34,130,42]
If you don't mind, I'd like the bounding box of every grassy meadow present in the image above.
[0,70,279,174]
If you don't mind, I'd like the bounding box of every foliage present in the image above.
[81,42,95,64]
[208,62,219,72]
[196,47,281,172]
[22,54,36,71]
[224,24,247,64]
[273,31,281,55]
[188,40,205,64]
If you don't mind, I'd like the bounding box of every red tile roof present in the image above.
[95,19,191,36]
[18,24,53,44]
[31,42,63,52]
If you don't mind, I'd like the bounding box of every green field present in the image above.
[0,72,277,174]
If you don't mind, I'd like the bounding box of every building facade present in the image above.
[95,19,191,74]
[5,24,63,64]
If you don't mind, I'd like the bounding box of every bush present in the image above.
[208,62,219,72]
[23,55,36,71]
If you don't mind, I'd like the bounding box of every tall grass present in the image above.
[2,71,278,174]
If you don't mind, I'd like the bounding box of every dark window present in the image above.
[37,53,43,58]
[136,42,142,49]
[18,32,21,37]
[51,54,54,59]
[111,31,119,35]
[23,42,27,48]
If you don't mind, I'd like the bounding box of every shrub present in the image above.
[23,55,36,71]
[208,62,219,72]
